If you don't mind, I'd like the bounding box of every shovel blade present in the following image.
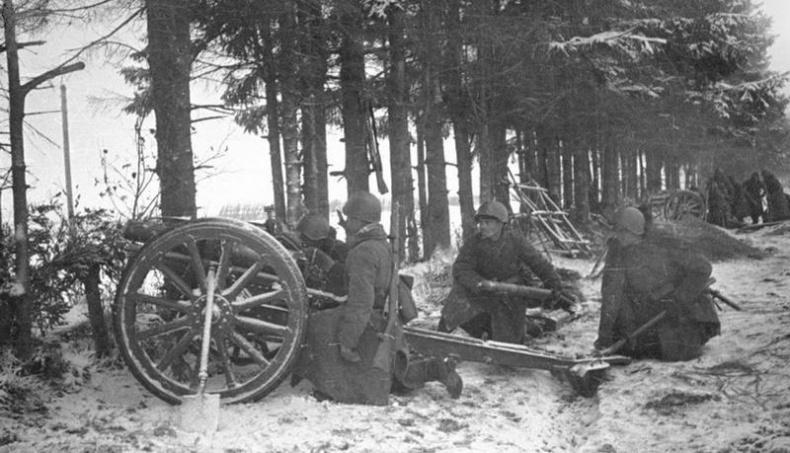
[178,393,220,433]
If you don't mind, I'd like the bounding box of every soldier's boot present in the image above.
[428,357,463,399]
[395,354,463,399]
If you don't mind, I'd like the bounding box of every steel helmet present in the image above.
[474,200,509,223]
[343,191,382,223]
[613,206,645,235]
[296,215,330,241]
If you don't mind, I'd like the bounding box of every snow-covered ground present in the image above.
[2,225,790,453]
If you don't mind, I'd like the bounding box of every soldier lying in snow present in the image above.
[595,207,721,361]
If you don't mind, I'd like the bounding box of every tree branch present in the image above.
[22,62,86,94]
[59,8,145,69]
[0,40,46,54]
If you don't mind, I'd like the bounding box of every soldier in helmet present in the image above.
[295,214,348,296]
[438,200,564,344]
[295,214,348,263]
[595,206,720,360]
[262,205,282,236]
[296,191,463,405]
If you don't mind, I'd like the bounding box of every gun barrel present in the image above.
[707,288,743,311]
[484,281,553,299]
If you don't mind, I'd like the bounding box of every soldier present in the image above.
[438,200,564,344]
[742,172,765,224]
[296,191,462,405]
[295,214,349,263]
[294,214,348,296]
[595,207,720,360]
[761,170,790,222]
[262,205,282,236]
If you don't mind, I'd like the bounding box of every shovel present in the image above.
[178,265,220,433]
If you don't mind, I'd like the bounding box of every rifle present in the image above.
[372,201,400,371]
[480,281,576,314]
[366,103,389,194]
[705,278,742,311]
[597,310,667,356]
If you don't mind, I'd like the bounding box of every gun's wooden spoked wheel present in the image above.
[664,190,706,221]
[113,218,307,404]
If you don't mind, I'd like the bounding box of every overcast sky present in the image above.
[3,2,790,220]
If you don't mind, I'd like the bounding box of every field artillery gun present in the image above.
[114,217,629,405]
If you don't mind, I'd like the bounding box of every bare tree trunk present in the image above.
[299,4,329,218]
[562,144,574,209]
[590,147,600,212]
[646,147,663,194]
[491,122,509,206]
[424,86,450,253]
[545,133,562,205]
[280,5,302,227]
[2,0,32,358]
[573,144,590,222]
[416,123,430,260]
[261,20,286,220]
[387,6,413,262]
[444,0,475,242]
[146,0,196,218]
[601,135,619,215]
[340,5,368,195]
[83,264,111,358]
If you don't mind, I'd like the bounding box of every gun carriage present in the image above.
[114,217,628,406]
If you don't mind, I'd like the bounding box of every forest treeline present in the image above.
[1,0,789,357]
[141,0,789,262]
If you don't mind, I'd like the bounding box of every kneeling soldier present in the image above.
[438,200,564,344]
[295,191,462,405]
[595,207,721,360]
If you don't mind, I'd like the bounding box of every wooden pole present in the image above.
[60,84,74,219]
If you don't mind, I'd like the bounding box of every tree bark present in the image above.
[387,6,413,262]
[261,20,286,220]
[280,4,302,227]
[646,147,663,194]
[83,264,111,358]
[416,122,430,260]
[444,0,475,242]
[601,134,619,215]
[299,3,329,218]
[573,144,591,222]
[562,144,574,209]
[339,4,368,195]
[146,0,196,218]
[3,0,33,358]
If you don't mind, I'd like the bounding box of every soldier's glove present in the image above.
[546,288,576,313]
[306,247,335,274]
[476,280,495,292]
[339,345,361,363]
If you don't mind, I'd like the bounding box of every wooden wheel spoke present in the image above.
[230,331,270,367]
[128,293,191,313]
[222,260,264,299]
[234,315,289,337]
[215,329,238,388]
[215,239,232,291]
[185,236,207,291]
[156,329,195,372]
[155,261,195,300]
[137,316,192,340]
[232,288,287,312]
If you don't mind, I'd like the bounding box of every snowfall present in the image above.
[1,221,789,453]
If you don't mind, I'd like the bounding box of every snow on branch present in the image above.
[549,29,666,56]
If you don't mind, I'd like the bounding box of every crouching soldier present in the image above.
[295,191,462,405]
[438,200,565,344]
[595,207,721,361]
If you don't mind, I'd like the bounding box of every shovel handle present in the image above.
[197,265,217,393]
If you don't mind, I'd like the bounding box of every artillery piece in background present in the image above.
[114,218,629,405]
